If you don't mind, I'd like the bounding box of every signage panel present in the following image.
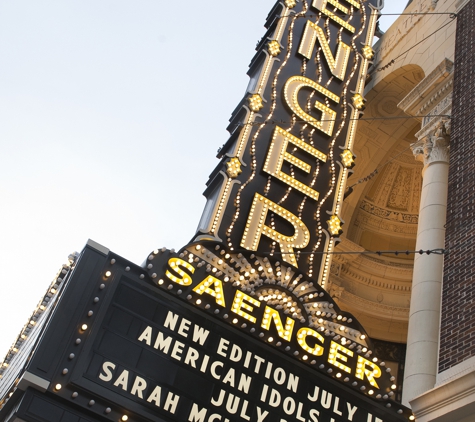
[70,270,409,422]
[197,0,380,287]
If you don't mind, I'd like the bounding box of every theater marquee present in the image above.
[197,0,378,286]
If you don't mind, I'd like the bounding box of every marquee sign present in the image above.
[20,246,410,422]
[143,241,405,412]
[0,1,415,422]
[197,0,379,286]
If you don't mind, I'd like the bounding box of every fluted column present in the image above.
[402,120,450,406]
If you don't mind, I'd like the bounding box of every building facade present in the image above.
[0,0,474,421]
[334,0,475,420]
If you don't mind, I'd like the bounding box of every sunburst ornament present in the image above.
[340,149,355,168]
[327,215,342,236]
[268,40,281,57]
[226,157,242,178]
[362,45,374,60]
[249,94,264,112]
[284,0,297,8]
[352,93,365,110]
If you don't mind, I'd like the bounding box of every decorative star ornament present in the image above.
[327,215,342,236]
[226,157,242,178]
[340,149,355,168]
[249,94,264,112]
[268,40,281,57]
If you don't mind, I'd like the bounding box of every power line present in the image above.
[236,114,451,128]
[379,12,457,17]
[278,12,457,19]
[371,15,456,73]
[248,248,447,256]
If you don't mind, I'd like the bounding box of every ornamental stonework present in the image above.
[411,119,451,166]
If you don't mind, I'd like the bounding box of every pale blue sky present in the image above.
[0,1,405,358]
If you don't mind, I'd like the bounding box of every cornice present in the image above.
[331,237,365,265]
[338,290,409,321]
[354,255,414,280]
[339,265,412,292]
[398,58,454,117]
[360,200,419,225]
[372,0,433,71]
[354,210,418,236]
[411,357,475,422]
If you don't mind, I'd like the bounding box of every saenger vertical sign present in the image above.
[197,0,379,286]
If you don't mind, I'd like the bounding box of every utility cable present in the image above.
[235,114,451,127]
[371,15,456,73]
[245,248,447,256]
[278,12,457,19]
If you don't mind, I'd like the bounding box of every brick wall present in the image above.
[439,0,475,372]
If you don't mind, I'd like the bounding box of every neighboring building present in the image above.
[333,0,475,420]
[0,1,473,421]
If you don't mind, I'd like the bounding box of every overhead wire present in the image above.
[240,248,447,256]
[277,11,457,19]
[370,15,457,73]
[235,114,451,127]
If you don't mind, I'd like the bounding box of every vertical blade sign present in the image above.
[197,0,379,285]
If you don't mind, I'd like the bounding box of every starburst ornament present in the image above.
[249,94,264,112]
[362,45,374,60]
[327,215,342,236]
[268,40,281,57]
[340,149,355,168]
[226,158,242,178]
[352,93,365,110]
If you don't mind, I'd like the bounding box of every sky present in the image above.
[0,1,405,361]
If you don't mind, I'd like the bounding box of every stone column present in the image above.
[402,120,450,406]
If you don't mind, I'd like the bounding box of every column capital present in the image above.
[411,120,450,167]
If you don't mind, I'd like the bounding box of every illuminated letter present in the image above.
[312,0,360,33]
[298,21,350,80]
[193,275,226,307]
[240,193,310,268]
[284,76,340,136]
[166,257,195,286]
[328,341,353,373]
[263,126,326,201]
[356,356,382,388]
[231,290,260,323]
[261,306,295,342]
[296,328,325,356]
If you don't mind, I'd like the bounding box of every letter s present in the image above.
[99,361,116,382]
[309,409,320,422]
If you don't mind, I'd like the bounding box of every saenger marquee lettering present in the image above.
[197,0,379,285]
